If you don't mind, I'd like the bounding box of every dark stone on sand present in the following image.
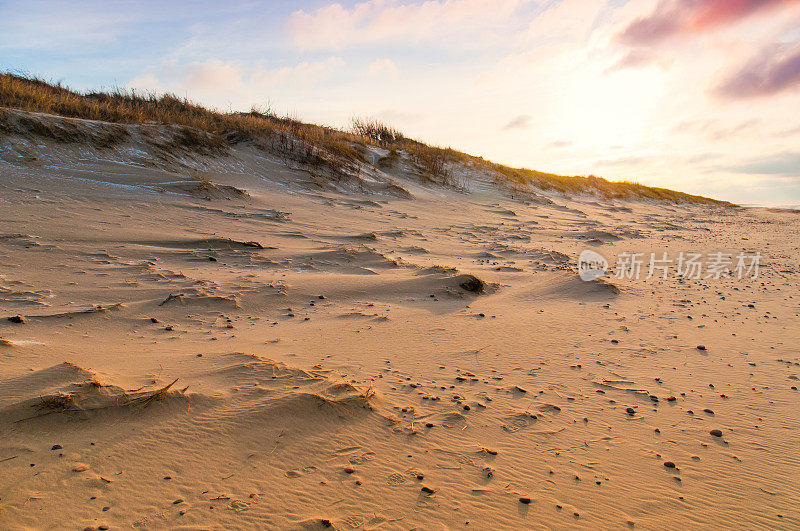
[703,408,715,415]
[519,497,532,504]
[150,317,159,323]
[626,407,635,416]
[463,405,471,411]
[51,444,62,450]
[416,473,424,480]
[709,429,723,437]
[663,461,676,469]
[8,315,26,324]
[321,519,332,528]
[696,345,706,351]
[459,275,486,293]
[421,486,436,494]
[173,499,184,504]
[344,467,356,474]
[667,396,676,401]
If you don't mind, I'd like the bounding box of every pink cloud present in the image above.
[717,43,800,98]
[619,0,792,46]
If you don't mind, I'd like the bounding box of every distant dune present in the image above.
[1,73,730,206]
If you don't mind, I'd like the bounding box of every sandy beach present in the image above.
[1,106,799,529]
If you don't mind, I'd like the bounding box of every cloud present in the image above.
[716,43,800,98]
[502,114,532,130]
[606,49,667,73]
[618,0,792,47]
[182,59,243,92]
[0,1,134,50]
[287,0,527,51]
[546,140,572,149]
[367,58,399,79]
[127,57,346,108]
[724,151,800,177]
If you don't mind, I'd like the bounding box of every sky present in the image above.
[2,0,800,205]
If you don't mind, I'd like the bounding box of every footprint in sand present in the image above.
[284,465,318,478]
[387,472,407,485]
[348,451,375,465]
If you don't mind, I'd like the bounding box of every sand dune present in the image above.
[1,112,798,529]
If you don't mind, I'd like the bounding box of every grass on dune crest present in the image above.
[0,72,729,205]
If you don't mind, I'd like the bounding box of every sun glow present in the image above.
[553,65,667,152]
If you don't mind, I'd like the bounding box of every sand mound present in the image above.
[7,303,124,321]
[298,247,404,274]
[576,229,622,242]
[158,293,239,308]
[0,362,189,423]
[532,272,620,300]
[163,180,250,201]
[142,237,273,250]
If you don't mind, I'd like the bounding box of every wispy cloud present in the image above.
[502,114,532,130]
[724,152,800,177]
[127,57,347,109]
[367,58,399,79]
[618,0,792,46]
[716,43,800,98]
[287,0,528,51]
